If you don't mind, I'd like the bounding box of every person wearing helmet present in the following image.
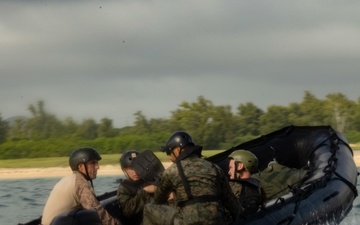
[119,150,141,181]
[228,150,259,179]
[41,147,121,225]
[143,131,239,225]
[227,150,265,216]
[116,150,157,225]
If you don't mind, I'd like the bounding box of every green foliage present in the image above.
[259,105,292,134]
[324,93,356,133]
[1,91,360,160]
[236,102,264,136]
[0,114,9,144]
[97,117,116,138]
[168,96,237,149]
[0,150,225,168]
[345,130,360,144]
[75,119,98,139]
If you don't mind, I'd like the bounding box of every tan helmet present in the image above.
[229,150,258,174]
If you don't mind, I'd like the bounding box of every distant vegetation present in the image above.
[0,150,224,168]
[1,91,360,159]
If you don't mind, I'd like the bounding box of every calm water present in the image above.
[1,173,360,225]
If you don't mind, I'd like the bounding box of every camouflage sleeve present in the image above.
[77,181,121,225]
[153,170,173,204]
[117,184,151,217]
[229,181,243,199]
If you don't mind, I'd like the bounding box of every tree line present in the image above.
[0,91,360,159]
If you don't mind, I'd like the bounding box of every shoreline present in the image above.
[0,162,174,180]
[1,152,360,180]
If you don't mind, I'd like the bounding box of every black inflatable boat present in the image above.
[209,125,358,225]
[18,125,358,225]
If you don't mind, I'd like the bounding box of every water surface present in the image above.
[1,173,359,224]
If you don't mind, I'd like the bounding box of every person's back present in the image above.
[42,174,79,225]
[163,154,237,224]
[143,131,239,225]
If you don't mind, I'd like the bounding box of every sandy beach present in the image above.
[0,162,174,180]
[1,152,360,180]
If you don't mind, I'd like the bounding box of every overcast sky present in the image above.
[1,1,360,128]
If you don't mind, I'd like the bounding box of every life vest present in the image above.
[230,178,265,215]
[175,146,222,207]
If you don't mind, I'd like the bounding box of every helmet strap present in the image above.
[84,164,95,190]
[172,149,178,160]
[78,162,94,189]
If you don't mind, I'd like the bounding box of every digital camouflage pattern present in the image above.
[143,203,177,225]
[143,154,239,225]
[252,162,309,201]
[117,179,154,225]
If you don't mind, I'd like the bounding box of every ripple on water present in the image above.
[21,196,36,202]
[0,203,9,208]
[0,193,12,198]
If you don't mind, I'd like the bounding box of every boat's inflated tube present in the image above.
[50,208,102,225]
[208,125,358,225]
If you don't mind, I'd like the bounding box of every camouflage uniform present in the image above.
[117,179,154,225]
[252,162,308,201]
[42,171,120,225]
[229,178,265,215]
[143,146,239,225]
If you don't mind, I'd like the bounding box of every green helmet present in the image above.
[229,150,258,174]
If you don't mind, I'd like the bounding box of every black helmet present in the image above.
[120,150,140,169]
[161,131,194,155]
[69,147,102,171]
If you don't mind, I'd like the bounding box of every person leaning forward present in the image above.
[117,150,157,225]
[41,147,121,225]
[143,131,239,225]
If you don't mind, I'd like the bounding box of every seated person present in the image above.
[116,150,157,225]
[227,150,266,215]
[41,147,120,225]
[252,161,309,201]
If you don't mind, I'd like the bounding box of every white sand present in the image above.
[0,162,173,179]
[1,152,359,180]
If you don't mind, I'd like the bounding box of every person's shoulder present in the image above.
[74,172,90,188]
[58,173,76,183]
[232,178,261,188]
[166,163,177,170]
[163,163,177,175]
[52,173,76,192]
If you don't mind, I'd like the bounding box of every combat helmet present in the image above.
[120,150,140,169]
[161,131,194,155]
[69,147,102,171]
[229,150,258,174]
